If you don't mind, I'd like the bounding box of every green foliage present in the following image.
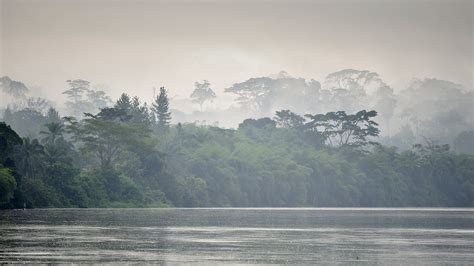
[239,117,276,130]
[1,108,47,137]
[2,96,473,209]
[0,167,16,205]
[40,122,65,144]
[305,110,379,147]
[152,87,171,129]
[14,138,45,178]
[0,122,22,164]
[46,107,61,123]
[66,111,150,168]
[274,110,305,129]
[115,93,132,113]
[176,176,209,207]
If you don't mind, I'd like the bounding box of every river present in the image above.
[0,208,473,264]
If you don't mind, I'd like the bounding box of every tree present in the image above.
[177,176,209,207]
[0,122,23,165]
[190,80,216,111]
[115,93,132,113]
[413,138,451,156]
[0,167,16,205]
[0,76,29,98]
[224,73,325,115]
[14,138,45,178]
[305,110,380,147]
[87,89,111,110]
[324,69,380,91]
[65,109,150,169]
[90,107,132,122]
[397,78,471,141]
[371,85,397,133]
[225,77,276,112]
[130,96,151,125]
[40,122,65,144]
[25,97,51,114]
[274,110,305,129]
[63,79,91,117]
[64,79,90,103]
[3,108,47,137]
[238,117,276,129]
[46,107,61,123]
[323,69,390,113]
[152,87,171,129]
[112,94,151,125]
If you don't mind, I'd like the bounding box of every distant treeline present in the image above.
[2,72,474,151]
[1,89,473,208]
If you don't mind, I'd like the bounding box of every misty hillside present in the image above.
[1,74,473,208]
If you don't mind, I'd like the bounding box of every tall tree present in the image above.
[190,80,216,111]
[130,96,151,125]
[65,108,150,169]
[63,79,91,117]
[63,79,90,103]
[14,138,45,178]
[305,110,380,147]
[274,110,305,129]
[46,107,61,123]
[225,77,275,112]
[323,69,389,113]
[87,89,111,110]
[371,85,397,134]
[40,122,65,144]
[114,93,132,113]
[152,87,171,129]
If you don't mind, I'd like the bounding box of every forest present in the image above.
[0,73,473,208]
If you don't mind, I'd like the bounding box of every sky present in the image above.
[1,0,472,107]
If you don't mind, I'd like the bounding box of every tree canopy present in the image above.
[190,80,216,111]
[152,87,171,129]
[1,100,473,208]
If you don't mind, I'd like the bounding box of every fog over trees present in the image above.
[2,70,473,151]
[0,69,473,208]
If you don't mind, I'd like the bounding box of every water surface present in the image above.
[0,208,473,264]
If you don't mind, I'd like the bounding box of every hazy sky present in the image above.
[1,0,472,105]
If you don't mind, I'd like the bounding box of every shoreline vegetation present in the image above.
[1,78,473,209]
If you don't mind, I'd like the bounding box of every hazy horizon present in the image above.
[1,0,472,106]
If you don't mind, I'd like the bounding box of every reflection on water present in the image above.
[0,208,473,264]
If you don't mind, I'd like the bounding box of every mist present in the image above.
[1,0,472,99]
[1,1,474,263]
[1,0,472,134]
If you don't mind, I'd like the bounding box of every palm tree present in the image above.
[43,140,74,165]
[40,122,65,144]
[14,138,45,178]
